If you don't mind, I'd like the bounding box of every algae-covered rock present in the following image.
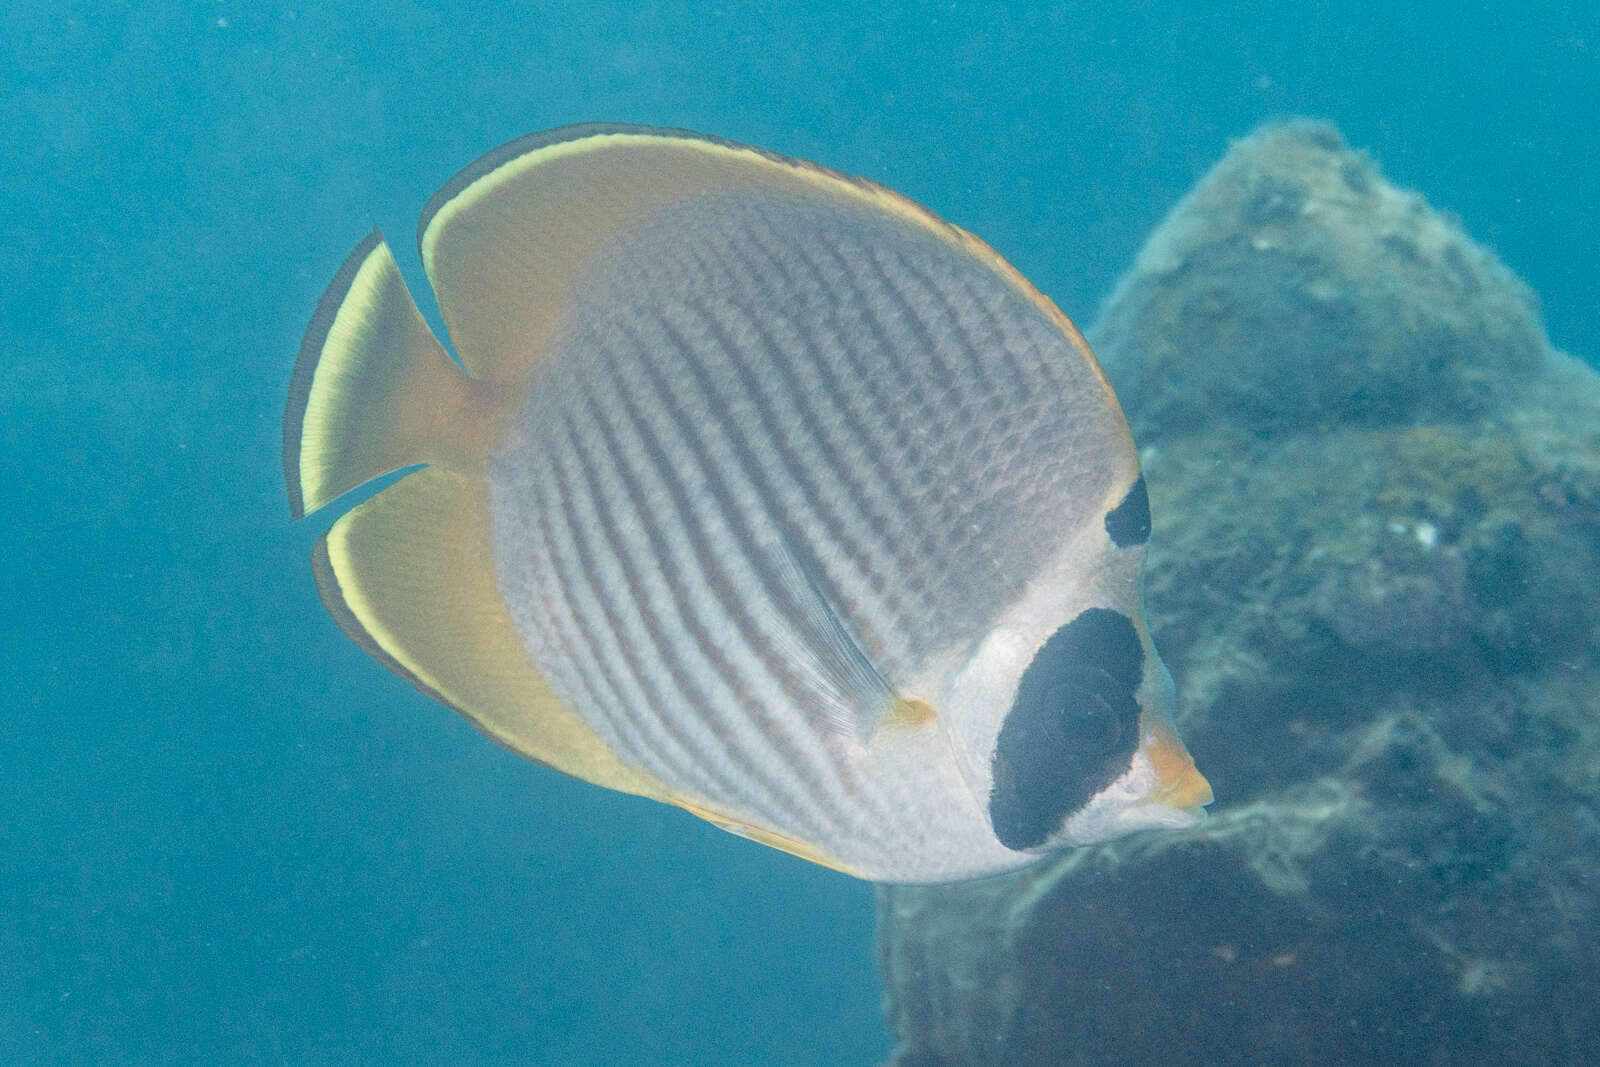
[876,122,1600,1066]
[1094,121,1550,438]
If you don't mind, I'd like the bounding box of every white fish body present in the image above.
[284,125,1210,883]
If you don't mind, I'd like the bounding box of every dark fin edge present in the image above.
[283,230,385,520]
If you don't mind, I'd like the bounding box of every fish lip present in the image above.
[1141,715,1214,811]
[1150,767,1215,811]
[1132,796,1210,834]
[1151,800,1210,822]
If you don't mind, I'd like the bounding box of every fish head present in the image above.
[939,477,1212,857]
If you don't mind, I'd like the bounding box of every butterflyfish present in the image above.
[283,124,1211,883]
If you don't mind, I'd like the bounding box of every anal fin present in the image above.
[672,797,858,875]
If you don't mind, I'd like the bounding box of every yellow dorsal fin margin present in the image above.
[413,123,1119,414]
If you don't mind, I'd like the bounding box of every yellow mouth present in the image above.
[1144,717,1214,810]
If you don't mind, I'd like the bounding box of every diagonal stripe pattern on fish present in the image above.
[283,124,1211,883]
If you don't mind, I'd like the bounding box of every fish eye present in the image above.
[988,609,1146,851]
[1047,675,1127,756]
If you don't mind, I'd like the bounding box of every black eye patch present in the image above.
[1104,476,1151,548]
[989,608,1144,851]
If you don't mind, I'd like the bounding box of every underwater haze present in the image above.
[4,2,1596,1064]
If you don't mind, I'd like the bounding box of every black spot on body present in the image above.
[989,608,1144,851]
[1104,476,1151,547]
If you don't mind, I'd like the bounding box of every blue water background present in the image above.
[3,2,1595,1063]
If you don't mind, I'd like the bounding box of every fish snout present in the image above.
[1142,716,1213,813]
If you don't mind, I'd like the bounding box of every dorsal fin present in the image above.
[413,123,1106,395]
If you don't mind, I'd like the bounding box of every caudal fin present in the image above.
[283,230,498,519]
[281,230,670,805]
